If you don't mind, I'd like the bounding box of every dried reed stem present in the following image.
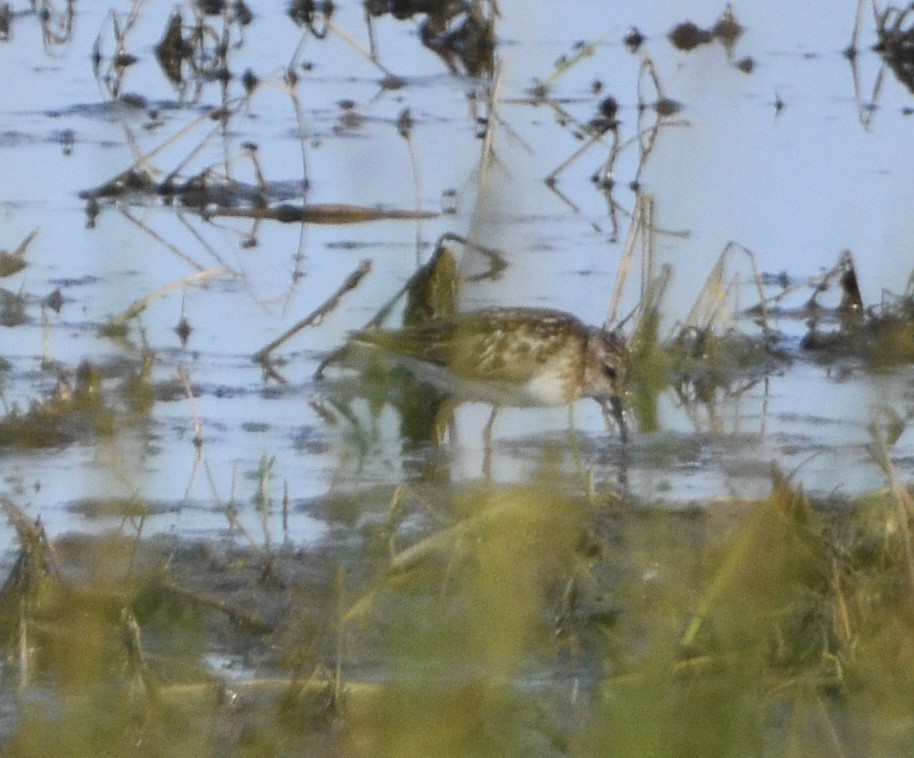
[254,258,372,364]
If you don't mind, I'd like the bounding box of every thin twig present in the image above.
[606,193,651,329]
[120,207,210,273]
[735,242,773,343]
[546,127,616,187]
[869,437,914,590]
[325,17,402,82]
[542,33,611,89]
[479,59,505,180]
[110,268,234,326]
[254,258,371,364]
[177,366,203,447]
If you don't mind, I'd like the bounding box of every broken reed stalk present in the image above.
[1,498,62,575]
[312,233,482,379]
[173,212,242,273]
[242,143,268,191]
[739,242,773,341]
[0,231,36,277]
[92,2,146,88]
[884,465,914,590]
[868,423,914,590]
[478,60,505,182]
[396,109,424,262]
[325,17,402,82]
[847,0,866,56]
[109,268,233,326]
[115,106,228,187]
[177,366,203,447]
[121,607,158,700]
[84,80,256,200]
[537,96,592,141]
[847,0,887,129]
[682,246,732,334]
[606,192,652,329]
[10,229,38,259]
[220,465,259,546]
[639,192,656,295]
[749,251,847,313]
[163,118,232,186]
[462,237,508,281]
[542,33,611,89]
[798,251,855,309]
[546,127,617,186]
[111,0,146,57]
[212,204,437,224]
[615,119,691,157]
[634,56,685,177]
[253,258,371,364]
[285,69,310,192]
[254,456,278,579]
[617,118,690,187]
[121,207,215,272]
[638,56,666,111]
[462,62,506,263]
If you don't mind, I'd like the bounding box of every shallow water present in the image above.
[0,1,912,553]
[6,2,914,753]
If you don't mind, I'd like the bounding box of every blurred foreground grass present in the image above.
[2,461,914,756]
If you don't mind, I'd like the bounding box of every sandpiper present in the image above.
[350,306,629,434]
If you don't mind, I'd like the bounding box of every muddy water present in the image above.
[0,2,912,550]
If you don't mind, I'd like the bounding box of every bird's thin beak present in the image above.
[601,396,628,442]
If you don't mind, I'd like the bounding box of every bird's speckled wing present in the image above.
[352,308,585,384]
[451,309,584,383]
[351,318,458,364]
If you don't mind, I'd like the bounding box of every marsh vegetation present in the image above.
[2,0,914,754]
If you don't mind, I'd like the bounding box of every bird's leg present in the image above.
[483,406,498,443]
[433,396,459,445]
[566,403,583,472]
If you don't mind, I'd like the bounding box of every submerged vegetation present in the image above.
[3,0,914,755]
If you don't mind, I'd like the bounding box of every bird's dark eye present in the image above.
[602,364,617,381]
